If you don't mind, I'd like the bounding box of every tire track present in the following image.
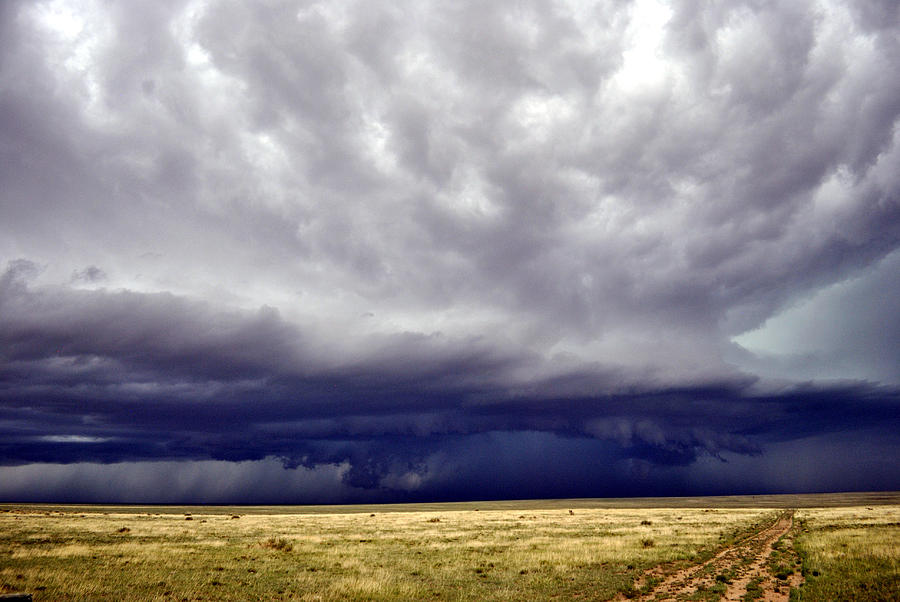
[637,510,803,601]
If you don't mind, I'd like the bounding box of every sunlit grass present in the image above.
[2,499,898,601]
[0,506,773,600]
[794,506,900,601]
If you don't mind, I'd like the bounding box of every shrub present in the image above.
[775,565,793,580]
[261,537,293,552]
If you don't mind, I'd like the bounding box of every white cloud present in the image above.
[2,0,898,379]
[1,0,898,499]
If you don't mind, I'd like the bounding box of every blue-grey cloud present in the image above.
[1,0,898,502]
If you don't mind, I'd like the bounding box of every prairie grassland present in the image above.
[794,505,900,600]
[0,506,775,601]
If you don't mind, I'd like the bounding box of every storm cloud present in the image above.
[1,0,898,503]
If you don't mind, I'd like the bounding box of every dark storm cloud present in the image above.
[2,259,897,502]
[1,0,899,502]
[71,265,106,282]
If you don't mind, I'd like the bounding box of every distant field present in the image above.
[1,492,897,600]
[4,490,898,516]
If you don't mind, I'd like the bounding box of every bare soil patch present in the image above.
[636,510,803,601]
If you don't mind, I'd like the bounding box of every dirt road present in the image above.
[637,510,804,601]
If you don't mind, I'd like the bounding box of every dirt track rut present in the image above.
[637,510,804,601]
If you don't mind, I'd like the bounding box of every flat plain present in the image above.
[1,492,897,601]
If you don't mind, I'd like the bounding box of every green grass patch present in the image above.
[742,576,763,601]
[794,507,900,601]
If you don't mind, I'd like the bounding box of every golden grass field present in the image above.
[1,492,897,601]
[794,505,900,600]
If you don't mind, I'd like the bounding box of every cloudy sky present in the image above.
[1,0,898,504]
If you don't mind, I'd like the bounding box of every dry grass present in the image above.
[794,505,900,600]
[260,537,293,552]
[0,505,773,601]
[1,495,898,601]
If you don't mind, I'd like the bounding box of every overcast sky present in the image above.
[1,0,899,503]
